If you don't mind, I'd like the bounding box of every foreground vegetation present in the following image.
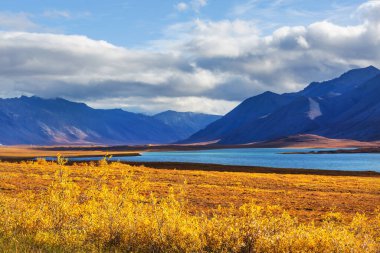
[0,157,379,252]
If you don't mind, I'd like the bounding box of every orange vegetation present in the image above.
[0,157,379,252]
[0,145,139,159]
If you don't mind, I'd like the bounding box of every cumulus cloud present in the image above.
[168,19,260,57]
[0,1,380,114]
[357,0,380,23]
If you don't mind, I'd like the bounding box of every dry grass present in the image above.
[0,158,379,252]
[0,159,379,222]
[0,146,139,159]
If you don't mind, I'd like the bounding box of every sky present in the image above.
[0,0,379,115]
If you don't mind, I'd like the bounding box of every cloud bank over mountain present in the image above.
[0,1,379,114]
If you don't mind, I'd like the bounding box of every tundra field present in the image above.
[0,156,379,252]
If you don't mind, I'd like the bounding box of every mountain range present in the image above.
[0,96,220,145]
[1,65,380,145]
[183,66,380,144]
[153,110,221,141]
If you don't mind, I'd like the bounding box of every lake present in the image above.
[72,148,380,172]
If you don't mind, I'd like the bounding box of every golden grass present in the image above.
[0,158,379,252]
[0,146,139,159]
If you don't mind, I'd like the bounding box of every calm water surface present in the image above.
[74,148,380,172]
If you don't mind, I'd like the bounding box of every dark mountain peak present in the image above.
[301,66,380,97]
[156,110,189,116]
[365,65,378,70]
[18,96,90,110]
[261,91,278,96]
[19,95,29,99]
[362,65,378,71]
[181,91,295,144]
[339,65,380,79]
[16,95,51,105]
[240,91,280,106]
[19,95,41,101]
[161,110,177,114]
[0,96,185,145]
[155,110,221,118]
[256,91,279,99]
[19,95,65,103]
[185,66,380,144]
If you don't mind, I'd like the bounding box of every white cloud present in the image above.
[42,10,91,20]
[175,0,207,13]
[159,19,260,57]
[191,0,207,12]
[357,0,380,23]
[231,0,258,16]
[86,96,238,115]
[176,2,188,12]
[0,12,38,31]
[0,1,380,114]
[43,10,71,19]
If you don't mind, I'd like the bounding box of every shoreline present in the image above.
[1,145,380,177]
[113,161,380,177]
[1,154,379,177]
[283,147,380,154]
[0,152,141,162]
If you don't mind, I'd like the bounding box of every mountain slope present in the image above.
[0,96,181,145]
[220,96,327,144]
[183,66,380,144]
[315,74,380,141]
[153,110,221,140]
[299,65,380,98]
[183,91,296,143]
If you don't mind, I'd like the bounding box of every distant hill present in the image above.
[247,134,379,148]
[0,97,218,145]
[182,66,380,144]
[153,110,221,140]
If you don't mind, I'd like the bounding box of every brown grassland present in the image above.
[0,146,140,160]
[0,156,379,252]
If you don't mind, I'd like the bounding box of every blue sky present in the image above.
[0,0,378,114]
[0,0,365,46]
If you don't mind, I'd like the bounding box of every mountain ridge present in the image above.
[182,66,380,144]
[153,110,221,140]
[0,96,220,145]
[1,66,380,146]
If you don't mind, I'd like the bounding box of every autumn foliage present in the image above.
[0,157,379,252]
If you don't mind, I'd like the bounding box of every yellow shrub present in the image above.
[0,158,379,252]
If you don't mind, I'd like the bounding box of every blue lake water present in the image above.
[73,148,380,172]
